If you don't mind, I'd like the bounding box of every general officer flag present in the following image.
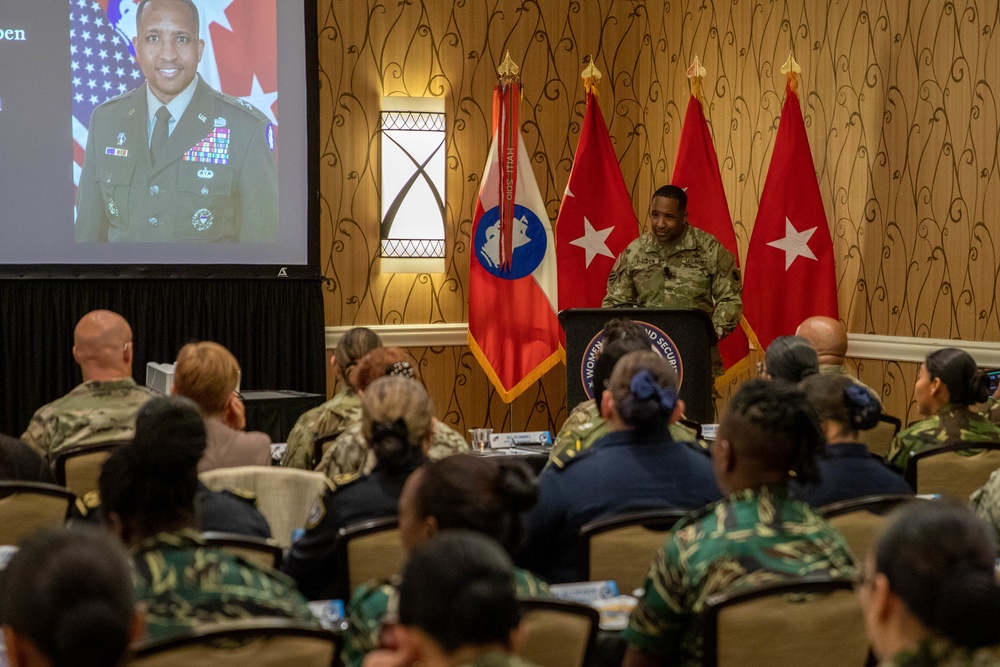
[743,54,838,351]
[469,55,562,403]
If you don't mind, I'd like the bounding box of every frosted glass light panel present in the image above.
[380,97,446,273]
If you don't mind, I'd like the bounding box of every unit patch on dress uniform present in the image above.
[265,123,275,152]
[116,133,126,146]
[183,128,230,165]
[192,208,214,231]
[105,148,128,157]
[305,496,325,529]
[214,117,227,128]
[107,199,119,217]
[198,113,207,123]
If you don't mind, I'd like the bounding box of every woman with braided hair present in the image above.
[283,375,432,600]
[792,372,913,506]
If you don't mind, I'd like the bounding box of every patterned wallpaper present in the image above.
[317,0,1000,430]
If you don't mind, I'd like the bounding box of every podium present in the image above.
[558,308,716,424]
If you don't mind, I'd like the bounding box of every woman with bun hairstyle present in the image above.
[888,348,1000,471]
[284,375,433,600]
[284,327,383,469]
[99,396,314,640]
[342,453,549,667]
[315,347,469,481]
[859,500,1000,666]
[519,350,721,584]
[761,335,819,382]
[0,527,142,667]
[793,373,913,506]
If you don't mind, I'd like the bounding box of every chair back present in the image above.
[906,442,1000,500]
[516,598,599,667]
[53,441,127,497]
[857,414,901,459]
[335,517,402,599]
[199,466,330,549]
[201,531,283,570]
[129,619,341,667]
[312,432,346,470]
[820,495,915,561]
[578,509,689,593]
[0,482,75,545]
[703,577,867,667]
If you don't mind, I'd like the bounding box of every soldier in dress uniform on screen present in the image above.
[75,0,277,243]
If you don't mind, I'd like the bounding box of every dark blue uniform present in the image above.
[790,442,912,508]
[196,482,271,539]
[517,429,722,584]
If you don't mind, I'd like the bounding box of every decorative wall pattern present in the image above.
[318,0,1000,431]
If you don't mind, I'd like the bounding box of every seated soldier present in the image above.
[622,379,858,667]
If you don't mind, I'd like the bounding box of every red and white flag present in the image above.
[670,62,750,375]
[743,57,838,351]
[469,74,562,403]
[555,81,639,311]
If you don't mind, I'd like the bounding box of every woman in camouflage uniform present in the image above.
[860,501,1000,666]
[888,348,1000,471]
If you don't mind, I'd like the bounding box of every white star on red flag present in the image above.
[569,217,615,268]
[767,217,817,270]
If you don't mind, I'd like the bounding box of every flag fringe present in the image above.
[467,333,564,404]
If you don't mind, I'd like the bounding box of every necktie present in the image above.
[150,106,171,166]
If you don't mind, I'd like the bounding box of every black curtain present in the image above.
[0,278,326,438]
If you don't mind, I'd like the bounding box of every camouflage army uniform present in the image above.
[818,363,883,406]
[341,570,551,667]
[20,378,157,461]
[880,638,1000,667]
[603,227,742,345]
[313,417,469,480]
[985,397,1000,427]
[547,399,704,469]
[887,404,1000,471]
[132,529,315,641]
[623,485,858,666]
[282,388,361,469]
[970,469,1000,544]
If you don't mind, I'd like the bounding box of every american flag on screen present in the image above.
[70,0,278,194]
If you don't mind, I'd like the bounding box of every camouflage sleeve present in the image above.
[314,428,369,479]
[986,396,1000,427]
[20,410,51,460]
[888,420,943,471]
[602,248,638,307]
[621,534,688,657]
[710,245,742,338]
[342,582,394,667]
[970,470,1000,544]
[282,416,317,469]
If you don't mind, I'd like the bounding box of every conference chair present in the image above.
[201,531,284,570]
[0,481,75,545]
[129,618,342,667]
[52,440,127,497]
[820,494,916,561]
[517,598,600,667]
[702,576,868,667]
[856,414,902,459]
[578,509,689,594]
[905,441,1000,500]
[199,466,330,549]
[335,516,403,600]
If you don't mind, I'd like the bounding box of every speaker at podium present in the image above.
[558,308,716,424]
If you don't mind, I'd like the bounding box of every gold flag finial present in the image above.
[581,56,602,96]
[498,50,520,84]
[686,56,707,101]
[780,51,801,96]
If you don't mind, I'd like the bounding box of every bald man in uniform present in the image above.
[21,310,156,461]
[75,0,277,242]
[796,316,881,404]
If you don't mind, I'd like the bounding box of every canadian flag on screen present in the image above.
[670,61,750,374]
[743,57,838,351]
[555,88,639,311]
[71,0,278,194]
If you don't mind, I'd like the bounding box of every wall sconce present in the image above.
[380,97,446,273]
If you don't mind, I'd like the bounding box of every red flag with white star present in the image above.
[555,90,639,311]
[743,69,838,350]
[671,86,750,374]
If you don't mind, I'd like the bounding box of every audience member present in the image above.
[343,454,548,667]
[969,456,1000,545]
[21,310,156,461]
[796,315,881,402]
[0,434,54,484]
[519,350,721,583]
[860,501,1000,666]
[314,347,468,480]
[284,327,382,470]
[362,531,537,667]
[172,341,271,472]
[792,373,912,506]
[283,376,431,600]
[888,348,1000,470]
[761,334,819,382]
[548,318,702,469]
[622,379,857,667]
[0,526,142,667]
[99,396,313,639]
